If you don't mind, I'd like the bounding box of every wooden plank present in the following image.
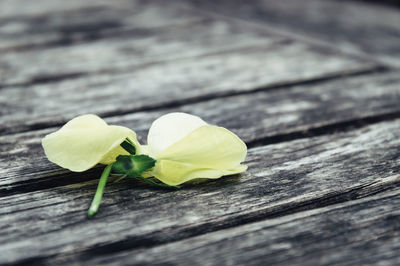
[0,16,282,87]
[82,188,400,266]
[0,0,204,51]
[0,0,130,17]
[360,0,400,7]
[2,70,400,190]
[188,0,400,67]
[0,40,377,135]
[1,2,397,265]
[1,119,400,264]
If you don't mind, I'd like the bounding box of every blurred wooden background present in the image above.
[1,0,400,265]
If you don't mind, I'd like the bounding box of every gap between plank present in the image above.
[247,109,400,148]
[1,95,400,198]
[7,175,400,266]
[347,0,400,8]
[80,176,400,257]
[183,3,400,70]
[0,38,288,89]
[0,18,206,54]
[0,65,386,136]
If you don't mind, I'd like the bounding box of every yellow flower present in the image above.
[143,112,247,186]
[42,114,140,172]
[41,113,247,217]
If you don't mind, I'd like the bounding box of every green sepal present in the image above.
[120,138,136,155]
[112,155,156,177]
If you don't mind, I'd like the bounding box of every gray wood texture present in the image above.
[188,0,400,67]
[0,40,376,135]
[0,0,203,52]
[2,119,400,265]
[85,188,400,266]
[1,0,400,265]
[0,17,279,86]
[2,70,400,192]
[0,0,131,17]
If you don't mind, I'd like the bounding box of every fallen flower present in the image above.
[41,112,247,217]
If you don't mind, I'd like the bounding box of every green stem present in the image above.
[88,164,113,218]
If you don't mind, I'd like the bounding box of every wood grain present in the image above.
[188,0,400,67]
[0,40,376,135]
[0,1,207,52]
[2,70,400,191]
[0,16,284,87]
[1,119,400,264]
[0,0,132,18]
[83,188,400,266]
[1,1,399,265]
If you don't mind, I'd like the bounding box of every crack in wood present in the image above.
[185,0,400,69]
[1,117,400,264]
[0,19,206,54]
[0,35,286,89]
[0,168,102,198]
[2,1,400,264]
[0,66,386,135]
[349,0,400,8]
[1,104,399,196]
[6,175,400,265]
[246,109,400,148]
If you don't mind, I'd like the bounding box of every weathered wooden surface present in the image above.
[0,17,279,86]
[1,0,400,265]
[0,1,204,52]
[85,188,400,266]
[0,41,376,135]
[2,70,400,192]
[1,120,400,265]
[188,0,400,67]
[0,0,131,17]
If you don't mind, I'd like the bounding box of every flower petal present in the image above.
[147,112,207,156]
[153,125,247,185]
[42,114,140,172]
[153,160,247,186]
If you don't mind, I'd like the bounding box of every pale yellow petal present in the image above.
[42,114,140,172]
[147,112,207,157]
[138,145,150,155]
[153,125,247,185]
[157,125,247,168]
[152,160,247,186]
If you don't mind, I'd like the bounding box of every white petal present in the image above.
[147,112,207,156]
